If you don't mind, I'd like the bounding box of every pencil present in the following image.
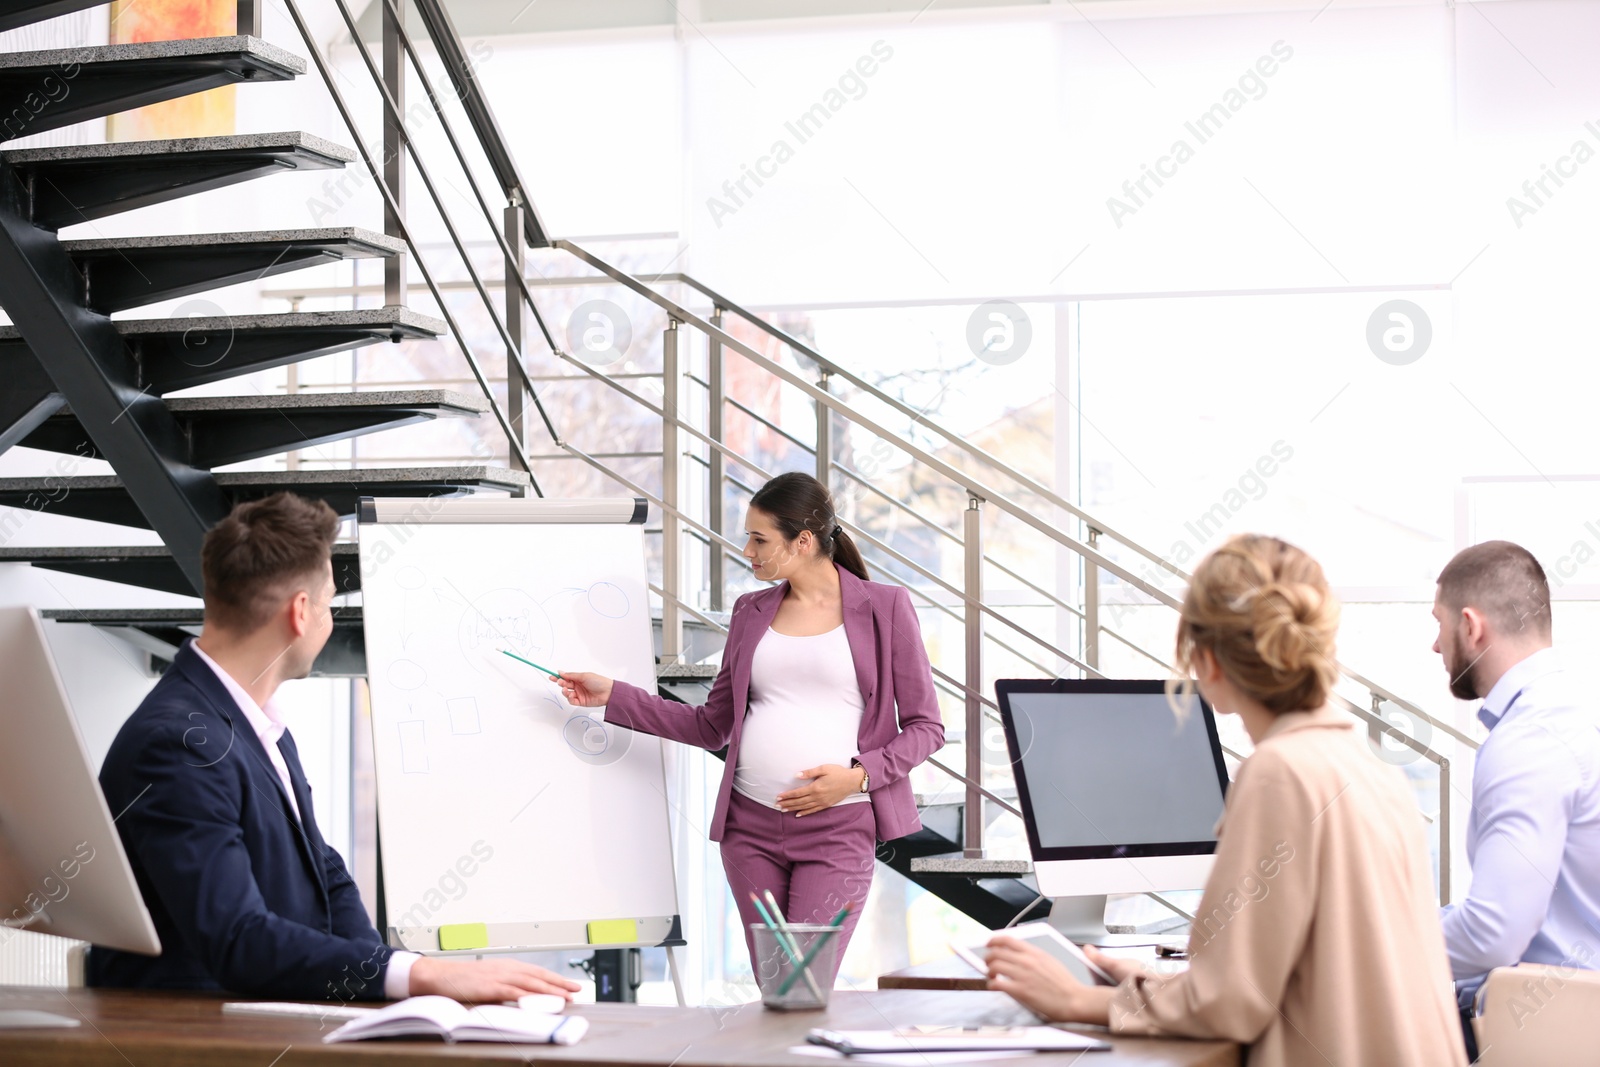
[749,894,803,967]
[775,901,853,997]
[755,893,825,1001]
[499,648,559,677]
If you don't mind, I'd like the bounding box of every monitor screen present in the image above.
[998,680,1230,861]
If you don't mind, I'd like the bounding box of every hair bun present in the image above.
[1250,581,1330,674]
[1173,535,1342,715]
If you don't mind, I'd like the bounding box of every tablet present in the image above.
[951,921,1116,986]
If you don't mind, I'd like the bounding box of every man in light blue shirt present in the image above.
[1431,540,1600,1053]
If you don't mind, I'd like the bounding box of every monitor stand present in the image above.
[1046,895,1182,948]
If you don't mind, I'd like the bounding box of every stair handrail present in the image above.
[656,270,1475,752]
[407,0,552,250]
[281,0,544,493]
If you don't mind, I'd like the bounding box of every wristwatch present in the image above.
[853,758,869,793]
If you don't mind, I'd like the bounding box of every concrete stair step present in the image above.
[41,604,368,677]
[0,307,446,452]
[910,854,1033,877]
[61,227,404,313]
[3,132,355,229]
[22,388,486,468]
[0,465,529,528]
[0,37,304,142]
[0,542,362,598]
[24,306,439,394]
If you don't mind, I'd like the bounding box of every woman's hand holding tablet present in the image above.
[952,921,1117,986]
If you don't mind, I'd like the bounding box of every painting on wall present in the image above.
[106,0,237,141]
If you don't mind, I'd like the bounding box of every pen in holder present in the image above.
[750,893,825,1004]
[752,923,839,1010]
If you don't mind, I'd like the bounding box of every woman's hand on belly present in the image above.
[776,764,867,816]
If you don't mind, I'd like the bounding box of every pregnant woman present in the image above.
[556,471,945,980]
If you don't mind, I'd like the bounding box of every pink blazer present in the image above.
[604,563,946,843]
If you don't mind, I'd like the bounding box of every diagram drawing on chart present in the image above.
[359,521,671,931]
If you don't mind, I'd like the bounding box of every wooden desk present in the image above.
[876,957,988,991]
[0,986,1237,1067]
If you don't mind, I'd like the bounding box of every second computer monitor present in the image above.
[997,678,1230,934]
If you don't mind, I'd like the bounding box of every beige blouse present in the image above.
[1109,708,1466,1067]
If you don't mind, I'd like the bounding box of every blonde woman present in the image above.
[986,534,1465,1067]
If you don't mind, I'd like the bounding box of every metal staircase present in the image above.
[0,2,530,598]
[0,0,1473,940]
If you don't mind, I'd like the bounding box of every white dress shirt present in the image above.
[1441,646,1600,980]
[191,642,418,998]
[191,642,301,823]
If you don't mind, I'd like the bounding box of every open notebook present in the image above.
[322,996,588,1045]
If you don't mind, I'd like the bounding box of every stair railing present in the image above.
[288,0,1471,903]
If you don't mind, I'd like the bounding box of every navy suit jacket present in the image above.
[87,640,394,1000]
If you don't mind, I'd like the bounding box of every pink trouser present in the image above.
[718,789,878,984]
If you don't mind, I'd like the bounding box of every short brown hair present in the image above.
[1437,540,1551,638]
[201,493,339,632]
[1173,534,1341,714]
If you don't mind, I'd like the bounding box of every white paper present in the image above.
[788,1046,1037,1064]
[807,1026,1107,1054]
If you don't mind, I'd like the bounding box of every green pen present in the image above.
[499,648,559,677]
[775,901,853,997]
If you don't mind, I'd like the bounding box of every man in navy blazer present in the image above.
[89,493,578,1004]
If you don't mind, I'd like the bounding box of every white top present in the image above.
[191,642,417,998]
[732,624,869,810]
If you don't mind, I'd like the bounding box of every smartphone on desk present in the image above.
[950,921,1116,986]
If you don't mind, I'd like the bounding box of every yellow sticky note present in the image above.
[438,923,489,951]
[586,919,638,945]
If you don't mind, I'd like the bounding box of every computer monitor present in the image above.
[0,606,160,956]
[996,678,1230,944]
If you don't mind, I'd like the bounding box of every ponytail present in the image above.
[749,471,871,581]
[831,527,869,581]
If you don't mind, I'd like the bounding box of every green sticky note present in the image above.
[438,923,489,951]
[586,919,638,945]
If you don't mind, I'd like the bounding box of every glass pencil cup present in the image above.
[751,923,839,1010]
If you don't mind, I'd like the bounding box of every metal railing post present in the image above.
[236,0,261,36]
[964,493,985,858]
[381,0,406,305]
[1084,527,1101,673]
[708,308,726,612]
[661,319,683,664]
[1439,758,1451,905]
[504,199,528,496]
[816,369,832,488]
